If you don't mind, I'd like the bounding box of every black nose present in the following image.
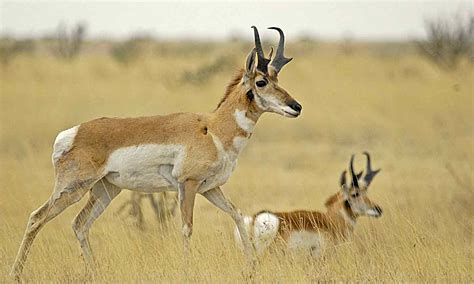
[288,100,302,113]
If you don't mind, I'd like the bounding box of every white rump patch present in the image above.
[287,231,325,257]
[105,144,185,191]
[52,125,79,164]
[253,212,280,255]
[234,109,255,133]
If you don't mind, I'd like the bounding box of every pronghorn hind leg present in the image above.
[10,173,101,280]
[72,178,121,272]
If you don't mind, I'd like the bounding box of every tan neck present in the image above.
[208,72,263,154]
[325,193,358,230]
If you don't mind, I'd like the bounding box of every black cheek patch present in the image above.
[344,200,351,210]
[246,90,254,102]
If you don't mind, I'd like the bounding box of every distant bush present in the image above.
[0,38,35,66]
[181,55,233,84]
[417,13,473,69]
[155,42,219,57]
[52,22,86,60]
[109,36,153,66]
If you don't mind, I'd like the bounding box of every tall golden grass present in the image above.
[0,42,472,282]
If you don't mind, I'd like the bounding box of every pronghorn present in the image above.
[11,26,302,279]
[235,152,382,257]
[116,192,178,230]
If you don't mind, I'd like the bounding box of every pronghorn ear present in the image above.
[245,48,257,77]
[339,170,347,187]
[341,184,351,198]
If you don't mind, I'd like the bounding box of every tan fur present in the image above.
[11,44,301,279]
[260,194,357,242]
[243,167,382,256]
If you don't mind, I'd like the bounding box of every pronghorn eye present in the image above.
[256,80,267,88]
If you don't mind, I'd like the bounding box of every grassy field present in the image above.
[0,41,472,282]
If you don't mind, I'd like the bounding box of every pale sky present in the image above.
[1,1,472,41]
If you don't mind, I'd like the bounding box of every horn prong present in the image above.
[362,151,381,187]
[268,47,274,59]
[268,27,293,73]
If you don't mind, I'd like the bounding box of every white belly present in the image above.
[104,144,185,191]
[287,231,326,257]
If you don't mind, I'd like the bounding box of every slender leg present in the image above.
[148,193,165,222]
[125,192,146,229]
[72,179,121,271]
[177,180,199,257]
[10,176,98,280]
[202,187,256,268]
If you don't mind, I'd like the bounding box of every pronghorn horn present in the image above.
[340,170,363,187]
[251,26,271,73]
[349,154,360,188]
[362,151,381,187]
[268,27,293,73]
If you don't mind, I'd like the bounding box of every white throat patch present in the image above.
[234,109,255,134]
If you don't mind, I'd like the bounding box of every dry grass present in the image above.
[0,42,472,282]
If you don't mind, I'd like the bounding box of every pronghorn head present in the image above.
[243,26,302,118]
[340,152,383,218]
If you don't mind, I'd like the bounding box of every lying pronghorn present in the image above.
[11,26,302,279]
[235,152,382,256]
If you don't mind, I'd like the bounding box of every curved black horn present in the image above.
[362,151,381,186]
[340,170,362,187]
[251,26,271,73]
[349,154,359,188]
[268,27,293,73]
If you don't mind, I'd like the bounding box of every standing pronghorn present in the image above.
[11,26,302,279]
[235,152,382,256]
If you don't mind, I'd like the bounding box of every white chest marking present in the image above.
[234,109,255,134]
[52,125,79,164]
[232,136,249,155]
[105,144,185,191]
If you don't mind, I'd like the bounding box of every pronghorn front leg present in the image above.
[202,188,256,268]
[177,180,199,256]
